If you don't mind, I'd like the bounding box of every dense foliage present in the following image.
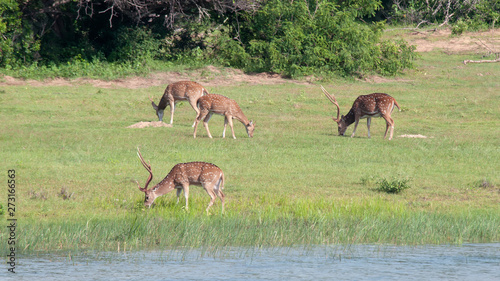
[389,0,500,30]
[0,0,498,77]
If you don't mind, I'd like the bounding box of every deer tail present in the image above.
[394,100,401,111]
[220,172,225,190]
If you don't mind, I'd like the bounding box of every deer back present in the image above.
[159,162,223,188]
[352,93,398,117]
[165,81,208,101]
[197,94,241,115]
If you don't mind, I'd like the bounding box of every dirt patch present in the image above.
[403,28,500,54]
[0,67,308,89]
[362,75,414,84]
[399,134,433,139]
[127,121,172,128]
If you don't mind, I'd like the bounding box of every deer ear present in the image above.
[249,120,254,126]
[151,102,158,111]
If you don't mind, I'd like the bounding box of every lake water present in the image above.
[3,243,499,280]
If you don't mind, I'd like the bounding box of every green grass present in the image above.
[16,204,498,253]
[376,177,411,194]
[0,59,197,80]
[0,43,499,254]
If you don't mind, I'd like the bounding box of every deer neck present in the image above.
[344,109,356,127]
[157,94,169,110]
[233,111,251,126]
[151,176,176,196]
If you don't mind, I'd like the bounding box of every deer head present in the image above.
[246,121,255,138]
[136,147,159,207]
[149,96,164,122]
[321,86,349,136]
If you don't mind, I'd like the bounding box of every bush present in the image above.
[451,19,469,35]
[377,39,417,75]
[377,177,411,194]
[0,0,41,67]
[108,26,161,62]
[239,0,414,77]
[389,0,500,29]
[1,0,418,78]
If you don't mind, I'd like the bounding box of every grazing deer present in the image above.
[136,148,225,214]
[321,86,400,140]
[150,81,209,126]
[193,94,255,139]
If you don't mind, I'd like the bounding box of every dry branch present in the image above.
[463,58,500,65]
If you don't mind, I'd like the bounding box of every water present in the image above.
[3,243,499,280]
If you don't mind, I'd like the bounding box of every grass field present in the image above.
[0,30,499,254]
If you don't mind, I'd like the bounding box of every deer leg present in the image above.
[176,187,182,204]
[223,117,228,138]
[226,115,236,139]
[215,177,225,213]
[182,184,190,210]
[203,113,214,139]
[382,115,394,140]
[193,111,200,129]
[367,117,372,138]
[188,99,200,127]
[193,110,208,138]
[204,186,217,215]
[388,117,395,140]
[351,116,360,138]
[169,100,176,125]
[389,120,395,140]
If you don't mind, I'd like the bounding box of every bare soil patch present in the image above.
[0,67,308,89]
[403,28,500,54]
[399,134,433,139]
[127,121,172,128]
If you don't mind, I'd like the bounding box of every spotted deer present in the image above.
[136,148,225,214]
[150,81,209,126]
[321,86,400,140]
[193,94,255,139]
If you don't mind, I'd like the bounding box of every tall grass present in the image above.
[1,45,499,254]
[18,199,499,253]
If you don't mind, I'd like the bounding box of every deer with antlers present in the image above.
[136,148,225,214]
[150,81,209,126]
[193,94,255,139]
[321,86,400,140]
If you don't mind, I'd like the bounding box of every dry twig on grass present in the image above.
[463,57,500,65]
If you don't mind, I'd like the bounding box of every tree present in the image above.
[0,0,40,67]
[236,0,414,77]
[389,0,500,28]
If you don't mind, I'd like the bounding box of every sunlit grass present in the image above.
[18,199,498,253]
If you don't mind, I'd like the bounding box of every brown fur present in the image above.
[193,94,255,139]
[150,81,209,125]
[136,149,225,214]
[321,86,400,140]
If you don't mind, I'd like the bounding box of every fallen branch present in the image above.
[463,58,500,65]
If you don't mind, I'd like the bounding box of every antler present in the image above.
[149,96,154,103]
[136,147,153,192]
[321,85,340,122]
